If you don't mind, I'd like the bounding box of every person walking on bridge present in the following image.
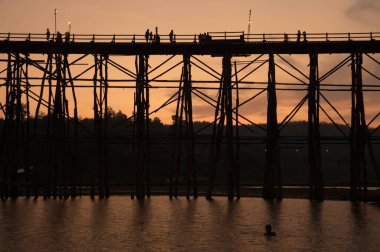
[149,32,153,43]
[145,29,150,43]
[297,30,301,43]
[169,30,174,43]
[46,28,50,41]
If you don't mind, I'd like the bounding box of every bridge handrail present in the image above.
[0,32,379,43]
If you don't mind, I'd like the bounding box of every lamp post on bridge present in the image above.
[54,9,58,34]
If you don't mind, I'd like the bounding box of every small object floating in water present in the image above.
[264,224,276,236]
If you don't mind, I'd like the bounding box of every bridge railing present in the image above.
[0,32,379,43]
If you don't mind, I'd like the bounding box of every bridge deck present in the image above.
[1,32,380,55]
[1,40,380,55]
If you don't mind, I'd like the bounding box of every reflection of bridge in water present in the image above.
[0,32,379,201]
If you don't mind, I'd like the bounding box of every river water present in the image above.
[1,196,379,251]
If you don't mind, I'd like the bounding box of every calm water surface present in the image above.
[1,196,379,251]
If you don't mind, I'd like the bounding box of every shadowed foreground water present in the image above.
[1,197,380,251]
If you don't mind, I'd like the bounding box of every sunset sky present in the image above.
[0,0,379,124]
[1,0,379,34]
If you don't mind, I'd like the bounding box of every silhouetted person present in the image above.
[193,34,197,43]
[297,30,301,42]
[169,30,174,43]
[46,28,50,41]
[284,33,288,42]
[56,32,62,43]
[303,31,307,42]
[132,34,135,43]
[145,29,149,42]
[64,32,70,42]
[264,224,276,236]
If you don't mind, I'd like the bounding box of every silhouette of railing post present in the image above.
[92,54,110,199]
[308,53,324,200]
[134,54,150,200]
[263,53,282,200]
[350,52,368,201]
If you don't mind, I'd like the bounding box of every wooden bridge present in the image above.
[0,32,379,201]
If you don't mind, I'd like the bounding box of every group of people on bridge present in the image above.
[46,28,71,43]
[41,28,376,44]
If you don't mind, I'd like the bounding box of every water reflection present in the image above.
[0,197,380,251]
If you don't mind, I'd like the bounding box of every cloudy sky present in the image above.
[0,0,379,124]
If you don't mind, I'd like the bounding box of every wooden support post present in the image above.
[206,54,236,200]
[263,53,282,200]
[183,54,197,198]
[52,52,67,199]
[45,53,54,199]
[234,61,241,199]
[308,53,324,200]
[1,53,23,199]
[63,55,79,198]
[93,54,109,199]
[134,54,150,200]
[169,70,183,199]
[350,52,367,201]
[24,53,32,198]
[224,55,236,200]
[169,54,197,199]
[0,53,13,200]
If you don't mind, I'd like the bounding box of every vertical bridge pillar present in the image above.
[169,54,197,199]
[350,52,368,201]
[92,54,109,199]
[263,53,282,200]
[134,54,150,200]
[0,53,24,199]
[308,53,324,200]
[206,53,238,200]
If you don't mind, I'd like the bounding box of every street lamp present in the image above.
[247,9,252,41]
[68,22,71,33]
[54,9,58,34]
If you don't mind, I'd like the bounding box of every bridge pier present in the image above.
[206,54,238,200]
[350,52,368,201]
[263,53,282,200]
[92,54,110,199]
[50,52,78,199]
[134,54,150,200]
[169,54,198,199]
[308,53,324,200]
[1,53,21,199]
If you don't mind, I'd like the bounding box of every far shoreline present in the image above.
[10,185,380,202]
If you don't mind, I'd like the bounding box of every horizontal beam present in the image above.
[1,40,380,55]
